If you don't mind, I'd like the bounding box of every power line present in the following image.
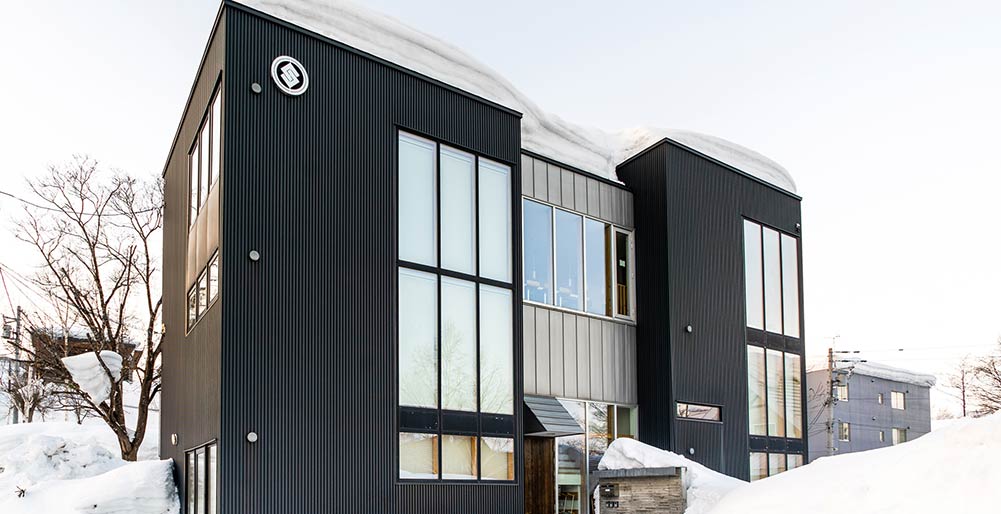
[0,267,14,315]
[0,189,158,216]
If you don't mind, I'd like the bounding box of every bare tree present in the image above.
[968,338,1001,415]
[945,357,971,417]
[8,156,162,460]
[0,364,51,422]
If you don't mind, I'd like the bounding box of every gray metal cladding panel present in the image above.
[617,140,804,480]
[547,163,562,205]
[519,154,634,228]
[160,11,225,488]
[221,6,522,513]
[831,374,932,455]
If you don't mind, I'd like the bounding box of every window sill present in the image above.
[523,299,635,325]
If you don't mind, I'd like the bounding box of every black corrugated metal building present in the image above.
[160,2,807,513]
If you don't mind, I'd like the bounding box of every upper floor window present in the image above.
[747,346,802,439]
[396,131,515,482]
[743,220,799,337]
[891,391,906,410]
[523,198,634,318]
[676,402,721,422]
[836,384,849,402]
[187,251,219,330]
[189,90,222,228]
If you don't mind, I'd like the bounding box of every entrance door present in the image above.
[525,437,556,514]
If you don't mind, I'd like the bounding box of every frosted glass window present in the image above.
[781,234,800,337]
[766,349,786,437]
[555,209,583,310]
[398,268,438,408]
[442,435,477,480]
[743,220,763,329]
[399,432,437,479]
[211,92,221,186]
[787,454,803,470]
[479,285,513,414]
[584,219,609,315]
[441,277,477,412]
[762,227,783,333]
[785,353,802,439]
[440,147,476,274]
[398,133,437,266]
[747,346,767,436]
[768,453,787,476]
[749,452,768,481]
[478,158,512,282]
[522,199,553,304]
[200,124,210,207]
[480,437,514,480]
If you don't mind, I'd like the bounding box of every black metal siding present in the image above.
[160,10,225,497]
[220,5,522,514]
[618,139,805,480]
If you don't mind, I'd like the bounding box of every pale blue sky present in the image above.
[1,1,999,413]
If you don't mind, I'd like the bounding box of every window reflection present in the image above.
[557,400,586,514]
[766,349,786,437]
[555,210,583,310]
[747,346,767,436]
[398,133,437,266]
[441,277,477,412]
[440,147,476,274]
[584,219,609,316]
[523,199,553,303]
[743,220,764,329]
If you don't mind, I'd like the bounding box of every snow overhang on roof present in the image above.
[850,361,937,388]
[239,0,797,194]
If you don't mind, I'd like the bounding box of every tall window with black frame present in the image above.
[744,219,804,479]
[396,132,516,481]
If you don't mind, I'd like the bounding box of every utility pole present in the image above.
[827,346,835,457]
[2,306,22,424]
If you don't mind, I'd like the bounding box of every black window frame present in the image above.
[184,440,217,514]
[395,129,518,484]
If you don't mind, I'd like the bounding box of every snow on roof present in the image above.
[849,360,937,388]
[239,0,798,193]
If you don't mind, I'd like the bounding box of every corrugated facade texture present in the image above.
[617,140,806,480]
[521,154,634,229]
[160,10,225,492]
[172,4,527,513]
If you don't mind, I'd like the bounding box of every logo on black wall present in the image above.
[270,56,309,96]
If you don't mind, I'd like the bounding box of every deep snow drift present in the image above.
[241,0,797,193]
[710,413,1001,514]
[0,422,178,514]
[598,437,744,514]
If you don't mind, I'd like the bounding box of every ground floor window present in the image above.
[556,399,637,514]
[750,451,802,481]
[185,441,217,514]
[892,427,907,445]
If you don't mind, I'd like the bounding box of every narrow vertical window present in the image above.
[522,199,553,304]
[762,227,783,333]
[747,346,767,436]
[207,444,217,514]
[440,147,476,274]
[479,285,513,415]
[614,230,632,317]
[441,277,477,412]
[208,253,219,304]
[781,234,800,337]
[555,209,583,310]
[584,219,609,315]
[478,159,512,282]
[200,124,210,207]
[197,271,208,318]
[749,452,768,481]
[839,422,851,441]
[743,220,764,329]
[211,92,221,186]
[784,353,802,439]
[189,149,198,227]
[766,349,786,437]
[398,268,438,409]
[398,134,437,266]
[187,287,198,329]
[195,447,206,513]
[186,452,196,512]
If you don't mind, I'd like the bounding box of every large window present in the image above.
[396,132,515,482]
[747,346,802,439]
[676,402,722,422]
[185,442,217,514]
[186,88,223,331]
[743,220,799,337]
[557,400,637,513]
[750,452,803,481]
[523,199,633,318]
[891,391,906,410]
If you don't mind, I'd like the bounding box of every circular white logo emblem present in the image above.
[270,56,309,96]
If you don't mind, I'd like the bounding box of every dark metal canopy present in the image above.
[524,395,584,437]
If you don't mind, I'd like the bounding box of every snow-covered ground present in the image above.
[598,437,744,514]
[0,422,177,514]
[711,413,1001,514]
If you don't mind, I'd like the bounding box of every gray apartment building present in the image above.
[806,361,935,461]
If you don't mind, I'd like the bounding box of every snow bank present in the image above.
[599,438,744,514]
[62,350,123,405]
[239,0,797,193]
[0,422,178,514]
[709,413,1001,514]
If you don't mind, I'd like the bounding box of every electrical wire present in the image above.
[0,189,158,216]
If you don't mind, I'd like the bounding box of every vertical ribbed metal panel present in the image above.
[220,5,523,513]
[618,140,804,480]
[160,11,226,501]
